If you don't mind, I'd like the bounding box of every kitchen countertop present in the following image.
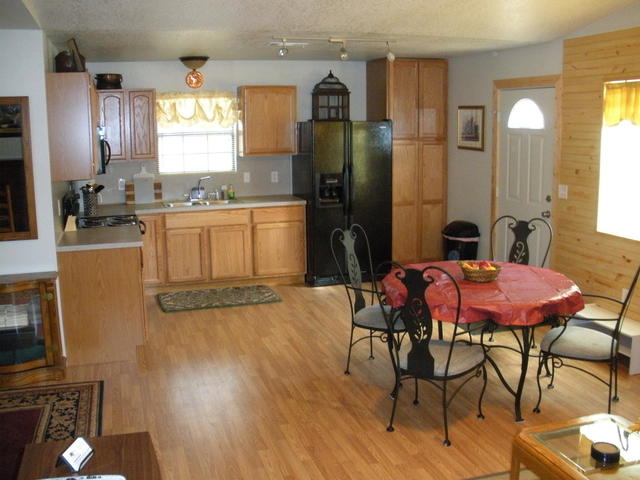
[57,225,143,252]
[134,194,305,214]
[56,195,306,252]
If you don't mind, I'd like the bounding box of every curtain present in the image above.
[603,80,640,127]
[156,91,238,128]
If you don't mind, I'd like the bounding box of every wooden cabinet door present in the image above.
[420,143,446,260]
[127,90,157,160]
[165,227,207,283]
[98,90,127,160]
[209,225,252,279]
[390,60,419,139]
[418,61,447,140]
[139,215,164,285]
[239,86,296,156]
[392,141,420,263]
[253,221,305,276]
[47,72,98,181]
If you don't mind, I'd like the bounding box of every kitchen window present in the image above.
[156,91,238,174]
[597,80,640,241]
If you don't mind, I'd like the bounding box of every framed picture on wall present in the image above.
[457,106,485,151]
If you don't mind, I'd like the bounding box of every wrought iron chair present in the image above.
[490,215,552,267]
[380,263,487,446]
[330,224,405,375]
[534,265,640,414]
[485,215,553,344]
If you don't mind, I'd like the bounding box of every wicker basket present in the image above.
[457,261,501,282]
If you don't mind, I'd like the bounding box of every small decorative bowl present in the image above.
[457,261,501,282]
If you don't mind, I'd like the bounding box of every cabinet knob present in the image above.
[46,293,54,301]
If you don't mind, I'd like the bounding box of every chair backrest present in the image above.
[330,224,376,314]
[617,265,640,335]
[490,215,552,267]
[387,264,462,378]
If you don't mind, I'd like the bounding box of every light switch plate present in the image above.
[118,178,126,191]
[271,171,278,183]
[244,172,250,183]
[558,184,568,199]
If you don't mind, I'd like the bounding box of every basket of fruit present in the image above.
[457,261,501,282]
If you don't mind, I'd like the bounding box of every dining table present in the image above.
[381,260,585,422]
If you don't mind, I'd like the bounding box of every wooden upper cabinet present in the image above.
[368,58,447,141]
[128,90,157,160]
[418,61,447,140]
[47,72,99,181]
[98,90,126,160]
[238,86,296,156]
[390,60,419,139]
[97,88,157,162]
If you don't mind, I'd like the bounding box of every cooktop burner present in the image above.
[77,214,139,229]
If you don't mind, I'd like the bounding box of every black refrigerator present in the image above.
[292,120,392,286]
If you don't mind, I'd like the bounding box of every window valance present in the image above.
[156,91,238,129]
[603,80,640,127]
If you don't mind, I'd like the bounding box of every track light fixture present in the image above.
[271,36,394,61]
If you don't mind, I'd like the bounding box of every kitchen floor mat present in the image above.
[156,285,282,312]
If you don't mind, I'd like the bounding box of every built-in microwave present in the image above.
[96,126,111,175]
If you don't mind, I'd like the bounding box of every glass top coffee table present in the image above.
[511,414,640,479]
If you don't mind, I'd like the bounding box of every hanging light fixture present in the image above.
[179,56,209,89]
[278,38,289,57]
[339,41,349,61]
[386,41,395,62]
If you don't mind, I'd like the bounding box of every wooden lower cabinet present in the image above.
[165,227,208,283]
[154,206,306,285]
[57,247,146,366]
[392,140,446,263]
[139,214,164,285]
[209,225,252,279]
[253,221,305,276]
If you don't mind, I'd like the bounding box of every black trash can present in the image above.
[442,221,480,260]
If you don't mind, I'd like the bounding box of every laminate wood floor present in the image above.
[60,284,640,479]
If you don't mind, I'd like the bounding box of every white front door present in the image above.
[496,87,555,267]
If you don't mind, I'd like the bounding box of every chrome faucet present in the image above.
[190,176,211,200]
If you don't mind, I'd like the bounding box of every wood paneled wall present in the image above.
[555,26,640,318]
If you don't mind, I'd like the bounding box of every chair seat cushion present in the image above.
[399,340,485,377]
[540,326,617,361]
[354,304,405,331]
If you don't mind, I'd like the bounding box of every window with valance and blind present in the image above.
[598,79,640,241]
[156,91,238,174]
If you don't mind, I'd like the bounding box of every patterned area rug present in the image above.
[0,381,103,480]
[157,285,282,312]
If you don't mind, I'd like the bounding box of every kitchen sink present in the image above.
[162,199,235,208]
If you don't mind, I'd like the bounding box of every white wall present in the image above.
[0,30,56,274]
[446,2,640,258]
[85,60,366,203]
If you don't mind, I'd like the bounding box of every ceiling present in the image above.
[2,0,636,62]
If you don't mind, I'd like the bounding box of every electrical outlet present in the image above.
[118,178,126,191]
[271,171,279,183]
[243,172,251,183]
[622,288,629,302]
[558,184,568,199]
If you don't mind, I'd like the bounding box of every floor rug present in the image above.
[0,381,103,480]
[157,285,282,312]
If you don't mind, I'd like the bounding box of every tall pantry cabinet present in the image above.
[367,59,447,264]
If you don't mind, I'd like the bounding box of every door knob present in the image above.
[545,195,552,202]
[541,210,551,218]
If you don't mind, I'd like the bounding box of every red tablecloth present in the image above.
[381,261,584,327]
